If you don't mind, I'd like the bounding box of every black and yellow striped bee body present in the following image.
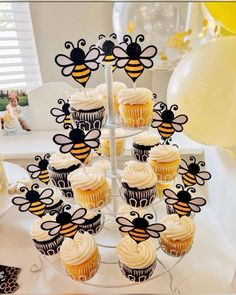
[71,143,91,162]
[64,114,72,124]
[29,201,46,217]
[129,228,150,243]
[39,170,50,185]
[103,55,116,71]
[182,172,197,187]
[125,59,144,81]
[59,223,79,238]
[72,64,91,87]
[158,123,175,140]
[173,201,191,217]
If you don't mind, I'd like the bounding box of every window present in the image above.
[0,2,41,90]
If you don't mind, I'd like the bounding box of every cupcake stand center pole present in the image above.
[105,65,118,213]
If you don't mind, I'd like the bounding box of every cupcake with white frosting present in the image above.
[117,235,157,282]
[68,166,110,209]
[148,145,180,181]
[48,152,82,198]
[159,214,195,256]
[92,159,110,175]
[30,213,64,256]
[69,90,105,131]
[96,82,127,114]
[99,128,125,157]
[78,209,103,235]
[120,161,157,207]
[60,232,100,281]
[132,132,160,162]
[118,88,154,128]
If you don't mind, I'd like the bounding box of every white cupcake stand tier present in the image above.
[30,65,187,293]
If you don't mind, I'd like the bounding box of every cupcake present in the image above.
[96,82,127,114]
[43,188,64,214]
[120,161,157,208]
[48,152,82,198]
[118,88,154,128]
[99,129,125,157]
[132,132,160,162]
[91,159,111,175]
[156,182,173,200]
[30,213,64,256]
[117,235,157,282]
[159,214,195,257]
[60,232,100,281]
[69,90,105,131]
[148,145,180,182]
[78,210,103,235]
[68,166,110,209]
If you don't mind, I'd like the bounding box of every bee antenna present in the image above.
[153,93,157,100]
[170,104,178,112]
[143,213,153,220]
[64,41,74,50]
[58,98,65,105]
[63,204,71,212]
[35,155,42,161]
[130,211,139,218]
[135,34,145,43]
[187,187,196,194]
[32,183,39,190]
[20,186,28,193]
[123,34,132,44]
[110,33,117,39]
[77,39,86,48]
[98,34,105,40]
[154,101,167,112]
[49,209,58,216]
[176,183,184,190]
[44,153,50,160]
[181,158,188,167]
[198,161,206,167]
[173,143,179,148]
[64,123,73,130]
[189,156,196,163]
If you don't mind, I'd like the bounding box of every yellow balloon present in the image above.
[167,36,236,148]
[206,2,236,34]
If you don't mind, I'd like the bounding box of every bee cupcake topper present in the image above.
[53,122,101,163]
[116,211,166,244]
[27,154,50,185]
[41,204,87,239]
[112,34,157,84]
[12,183,54,217]
[50,99,72,125]
[164,184,206,217]
[152,102,188,142]
[55,39,100,88]
[179,156,211,188]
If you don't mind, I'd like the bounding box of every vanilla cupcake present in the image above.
[117,235,157,282]
[30,213,64,256]
[48,152,82,198]
[60,232,100,281]
[78,210,103,235]
[118,88,154,128]
[159,214,195,257]
[132,132,160,162]
[99,129,125,157]
[69,90,105,131]
[96,82,127,114]
[120,161,157,208]
[69,167,110,209]
[92,159,111,175]
[148,145,180,181]
[156,182,173,199]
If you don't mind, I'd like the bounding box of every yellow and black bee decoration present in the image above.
[41,204,87,238]
[53,123,101,163]
[27,154,50,185]
[179,156,211,188]
[12,184,54,217]
[164,184,206,217]
[50,98,72,124]
[112,34,157,82]
[151,102,188,142]
[55,39,100,87]
[116,211,166,244]
[95,33,118,71]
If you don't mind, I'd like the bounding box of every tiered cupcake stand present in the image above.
[30,65,185,293]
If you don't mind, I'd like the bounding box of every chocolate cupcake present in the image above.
[48,152,82,198]
[78,210,103,235]
[69,90,105,131]
[117,235,157,282]
[132,132,160,162]
[120,161,157,208]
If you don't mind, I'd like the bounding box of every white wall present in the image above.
[30,2,152,89]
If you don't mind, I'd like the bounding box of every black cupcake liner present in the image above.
[132,143,159,162]
[118,259,157,282]
[32,235,64,256]
[70,106,105,131]
[120,182,156,208]
[78,213,103,235]
[44,199,64,214]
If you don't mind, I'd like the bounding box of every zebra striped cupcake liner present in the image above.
[70,106,106,131]
[120,183,156,208]
[77,214,104,235]
[118,259,157,282]
[132,146,150,162]
[32,235,64,256]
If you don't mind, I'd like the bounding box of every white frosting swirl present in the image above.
[117,235,156,269]
[118,88,153,105]
[60,232,97,265]
[160,214,195,241]
[30,213,56,242]
[121,161,157,189]
[118,204,146,220]
[92,159,110,174]
[68,166,105,190]
[133,132,160,146]
[49,152,81,170]
[96,82,127,96]
[148,145,180,163]
[69,90,103,110]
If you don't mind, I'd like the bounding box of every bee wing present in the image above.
[146,223,166,238]
[178,160,189,175]
[141,46,157,59]
[195,175,205,186]
[85,48,100,70]
[50,108,66,123]
[53,134,74,153]
[39,189,54,205]
[163,189,178,205]
[55,54,75,76]
[151,112,163,128]
[12,197,31,211]
[172,115,188,132]
[113,47,129,67]
[41,221,61,236]
[27,165,41,179]
[188,198,206,212]
[197,171,211,181]
[116,217,133,227]
[71,208,87,224]
[84,129,101,148]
